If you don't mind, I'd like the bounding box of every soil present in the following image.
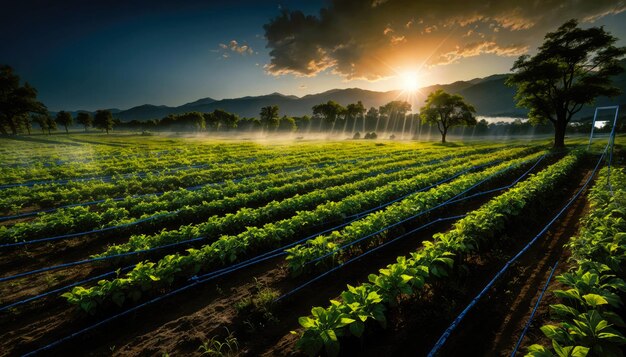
[326,158,595,357]
[0,154,597,357]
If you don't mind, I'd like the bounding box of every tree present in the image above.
[55,111,73,134]
[420,89,477,143]
[94,109,114,134]
[203,112,220,131]
[312,101,345,131]
[76,112,93,132]
[177,112,205,132]
[31,113,49,134]
[45,114,56,135]
[213,109,238,130]
[379,100,411,133]
[294,115,311,131]
[260,105,280,130]
[278,115,297,132]
[345,101,366,132]
[507,19,626,148]
[365,107,379,131]
[19,114,32,135]
[0,65,47,135]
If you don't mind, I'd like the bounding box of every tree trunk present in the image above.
[65,125,69,134]
[441,131,447,143]
[8,120,18,135]
[105,128,109,134]
[553,116,567,149]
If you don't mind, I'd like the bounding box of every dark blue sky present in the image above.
[2,1,625,111]
[1,1,325,110]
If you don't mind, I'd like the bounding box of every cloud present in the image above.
[217,40,254,57]
[263,0,626,80]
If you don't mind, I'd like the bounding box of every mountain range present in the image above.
[72,60,626,122]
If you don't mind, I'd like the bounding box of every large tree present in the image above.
[0,65,47,135]
[260,105,280,130]
[420,89,477,143]
[94,109,114,134]
[76,112,93,132]
[55,111,73,134]
[312,100,345,131]
[507,19,626,148]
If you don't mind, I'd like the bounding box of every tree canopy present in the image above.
[0,65,47,135]
[345,101,366,121]
[312,101,345,125]
[507,19,626,148]
[420,89,477,143]
[260,105,280,130]
[55,111,73,134]
[94,109,114,134]
[76,112,93,132]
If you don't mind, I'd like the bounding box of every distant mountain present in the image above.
[179,97,216,109]
[70,60,626,122]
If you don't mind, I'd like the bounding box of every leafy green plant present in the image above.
[197,327,239,357]
[295,152,582,356]
[527,167,626,357]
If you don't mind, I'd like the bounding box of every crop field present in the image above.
[0,134,623,356]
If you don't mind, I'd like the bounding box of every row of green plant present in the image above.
[2,139,408,183]
[1,140,421,185]
[526,167,626,357]
[1,142,415,212]
[294,152,583,357]
[96,147,505,256]
[285,149,547,274]
[1,147,443,242]
[0,141,267,185]
[63,148,537,313]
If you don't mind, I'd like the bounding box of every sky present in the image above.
[2,0,626,111]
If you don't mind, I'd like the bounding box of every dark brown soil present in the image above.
[323,159,594,357]
[0,154,588,357]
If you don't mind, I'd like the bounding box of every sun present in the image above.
[400,71,420,92]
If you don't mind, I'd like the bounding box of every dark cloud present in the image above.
[263,0,626,80]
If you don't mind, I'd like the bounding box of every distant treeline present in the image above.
[115,106,623,137]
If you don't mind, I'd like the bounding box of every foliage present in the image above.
[94,109,115,134]
[197,328,239,357]
[285,148,540,275]
[526,167,626,357]
[295,152,582,356]
[0,65,47,135]
[312,101,345,125]
[55,111,73,134]
[420,89,477,143]
[62,145,519,311]
[507,19,626,148]
[260,105,280,130]
[76,112,93,132]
